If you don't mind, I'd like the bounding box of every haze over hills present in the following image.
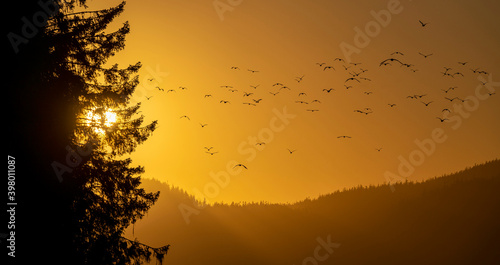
[125,159,500,265]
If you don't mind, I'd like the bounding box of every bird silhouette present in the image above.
[156,86,164,91]
[200,123,208,128]
[419,52,433,58]
[166,89,176,93]
[253,99,263,103]
[342,64,352,70]
[204,147,214,151]
[295,101,308,104]
[419,20,428,27]
[145,96,153,100]
[441,71,453,77]
[287,149,296,154]
[324,66,335,71]
[441,87,456,93]
[206,151,218,155]
[248,69,259,73]
[311,99,321,103]
[316,62,326,67]
[243,102,257,106]
[375,148,382,152]
[228,89,238,92]
[243,92,254,97]
[269,92,280,96]
[234,163,248,169]
[306,109,320,112]
[457,61,468,66]
[230,66,240,70]
[323,88,335,93]
[436,117,449,122]
[345,77,360,83]
[298,92,307,96]
[256,142,266,146]
[337,135,351,139]
[391,51,405,56]
[354,109,373,115]
[204,94,212,98]
[379,58,405,66]
[180,115,190,120]
[442,108,451,113]
[388,103,396,107]
[349,71,361,77]
[250,84,260,89]
[220,100,230,104]
[421,101,433,106]
[295,75,305,82]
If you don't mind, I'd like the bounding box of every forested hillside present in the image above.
[126,159,500,265]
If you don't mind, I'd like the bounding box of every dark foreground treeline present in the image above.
[128,159,500,265]
[6,1,166,264]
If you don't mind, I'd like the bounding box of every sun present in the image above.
[103,110,117,127]
[85,107,117,134]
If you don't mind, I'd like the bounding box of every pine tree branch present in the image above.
[54,9,108,18]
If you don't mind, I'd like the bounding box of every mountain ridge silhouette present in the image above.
[126,159,500,265]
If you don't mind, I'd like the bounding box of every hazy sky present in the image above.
[86,0,500,203]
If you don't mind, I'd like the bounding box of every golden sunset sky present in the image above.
[86,0,499,203]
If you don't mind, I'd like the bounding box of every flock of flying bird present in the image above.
[139,20,495,170]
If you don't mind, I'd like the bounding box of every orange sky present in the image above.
[86,0,499,203]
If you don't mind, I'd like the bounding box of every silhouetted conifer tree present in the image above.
[14,1,170,264]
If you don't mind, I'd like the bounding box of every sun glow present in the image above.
[85,107,117,134]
